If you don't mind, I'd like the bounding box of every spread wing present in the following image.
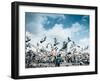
[40,36,46,43]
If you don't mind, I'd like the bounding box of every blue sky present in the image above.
[25,12,89,48]
[25,12,89,29]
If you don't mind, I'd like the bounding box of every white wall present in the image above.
[0,0,99,81]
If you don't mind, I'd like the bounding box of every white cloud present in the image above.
[26,21,84,51]
[26,14,46,35]
[26,14,66,34]
[82,15,89,22]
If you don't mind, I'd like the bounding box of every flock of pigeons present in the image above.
[25,35,89,68]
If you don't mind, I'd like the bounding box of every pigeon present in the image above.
[53,38,59,46]
[61,41,68,50]
[68,37,71,42]
[26,36,31,42]
[40,36,46,43]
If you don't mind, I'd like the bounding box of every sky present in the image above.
[25,12,90,50]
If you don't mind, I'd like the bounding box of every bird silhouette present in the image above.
[26,36,31,42]
[68,37,71,42]
[53,38,59,46]
[40,36,46,43]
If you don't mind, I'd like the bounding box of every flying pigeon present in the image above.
[40,36,46,43]
[68,37,71,42]
[61,41,68,50]
[53,37,59,46]
[26,36,31,42]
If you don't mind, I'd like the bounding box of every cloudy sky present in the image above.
[25,12,89,49]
